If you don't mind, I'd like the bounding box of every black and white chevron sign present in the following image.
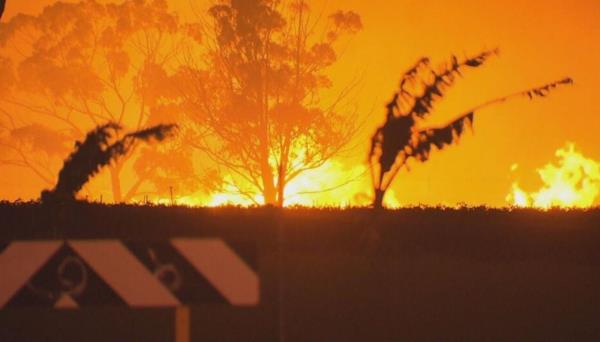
[0,239,259,308]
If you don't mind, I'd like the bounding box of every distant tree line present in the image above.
[0,0,362,206]
[0,0,573,208]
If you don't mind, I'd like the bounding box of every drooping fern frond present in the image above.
[369,49,572,209]
[391,49,498,119]
[41,122,177,203]
[409,112,474,163]
[370,50,498,193]
[468,77,574,112]
[398,57,430,97]
[106,124,178,159]
[394,77,574,173]
[125,124,178,142]
[524,77,573,99]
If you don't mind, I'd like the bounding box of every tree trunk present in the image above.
[260,159,277,205]
[109,166,123,203]
[373,189,385,209]
[276,175,285,207]
[276,140,290,207]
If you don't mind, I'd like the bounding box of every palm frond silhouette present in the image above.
[369,50,572,208]
[41,122,177,203]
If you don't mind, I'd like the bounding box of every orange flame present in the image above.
[506,143,600,209]
[158,159,401,208]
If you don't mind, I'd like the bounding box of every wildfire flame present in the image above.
[281,161,402,208]
[158,159,401,208]
[506,143,600,209]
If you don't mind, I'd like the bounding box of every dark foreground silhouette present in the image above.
[369,49,572,208]
[41,122,177,203]
[0,203,599,341]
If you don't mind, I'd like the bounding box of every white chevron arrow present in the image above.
[172,239,259,306]
[0,238,259,308]
[68,240,180,307]
[0,241,63,308]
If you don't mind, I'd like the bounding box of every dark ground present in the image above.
[1,203,600,341]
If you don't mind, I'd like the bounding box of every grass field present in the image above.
[1,202,600,340]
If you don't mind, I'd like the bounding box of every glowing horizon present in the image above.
[1,0,599,208]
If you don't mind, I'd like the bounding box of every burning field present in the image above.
[163,141,600,209]
[0,0,596,211]
[507,143,600,209]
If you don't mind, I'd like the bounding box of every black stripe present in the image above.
[5,244,125,308]
[124,241,228,304]
[220,238,259,273]
[0,242,8,254]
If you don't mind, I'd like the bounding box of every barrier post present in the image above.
[175,306,190,342]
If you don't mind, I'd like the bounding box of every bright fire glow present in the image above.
[281,161,401,208]
[506,143,600,209]
[157,159,401,208]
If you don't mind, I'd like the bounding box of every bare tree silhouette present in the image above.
[41,123,177,203]
[180,0,363,206]
[369,50,573,208]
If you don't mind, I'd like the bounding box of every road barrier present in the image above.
[2,206,600,340]
[0,239,259,309]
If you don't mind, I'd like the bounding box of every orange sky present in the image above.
[2,0,599,206]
